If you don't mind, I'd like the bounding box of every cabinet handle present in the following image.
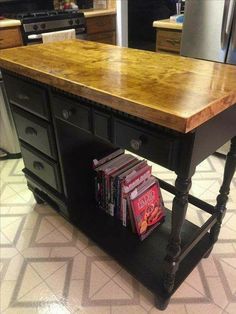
[33,161,44,171]
[25,127,37,136]
[62,109,73,120]
[166,39,180,46]
[130,139,142,151]
[17,93,30,101]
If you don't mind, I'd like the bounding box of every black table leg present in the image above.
[210,137,236,243]
[163,175,192,294]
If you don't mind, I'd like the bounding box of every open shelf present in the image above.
[72,205,212,300]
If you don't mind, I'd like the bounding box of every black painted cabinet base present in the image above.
[26,185,212,310]
[3,71,235,310]
[73,206,212,307]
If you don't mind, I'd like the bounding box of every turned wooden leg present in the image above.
[163,175,192,293]
[210,137,236,243]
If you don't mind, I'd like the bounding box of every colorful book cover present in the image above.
[129,178,165,240]
[120,164,152,226]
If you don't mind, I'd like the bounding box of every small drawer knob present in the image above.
[17,93,30,101]
[25,127,37,136]
[33,161,44,171]
[62,109,72,120]
[130,139,142,151]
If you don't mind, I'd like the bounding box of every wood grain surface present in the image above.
[153,19,183,30]
[0,40,236,133]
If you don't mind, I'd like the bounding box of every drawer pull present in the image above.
[17,93,30,101]
[33,161,44,171]
[130,139,142,151]
[25,127,37,136]
[62,109,73,120]
[166,39,180,46]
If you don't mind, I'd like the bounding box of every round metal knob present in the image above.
[62,109,72,120]
[33,24,38,30]
[130,139,142,151]
[25,127,37,136]
[41,23,46,29]
[33,161,44,171]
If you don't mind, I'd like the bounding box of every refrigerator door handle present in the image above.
[221,0,235,49]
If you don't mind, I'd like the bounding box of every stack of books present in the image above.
[93,149,165,240]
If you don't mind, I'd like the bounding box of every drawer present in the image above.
[20,143,62,193]
[0,27,23,49]
[12,106,56,159]
[87,31,116,45]
[114,119,179,169]
[51,92,91,132]
[86,15,116,34]
[156,29,182,53]
[3,73,49,120]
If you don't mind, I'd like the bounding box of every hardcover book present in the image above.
[129,177,165,240]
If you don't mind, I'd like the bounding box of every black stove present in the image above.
[12,9,86,45]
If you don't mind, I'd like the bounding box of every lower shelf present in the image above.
[71,205,212,301]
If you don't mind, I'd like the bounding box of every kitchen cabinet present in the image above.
[86,14,116,45]
[153,19,183,54]
[0,25,23,49]
[1,40,236,310]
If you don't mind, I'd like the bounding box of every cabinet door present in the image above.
[87,31,116,45]
[0,27,23,49]
[156,30,182,53]
[86,15,116,34]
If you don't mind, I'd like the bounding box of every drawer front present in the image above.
[51,93,91,132]
[86,15,116,34]
[12,106,56,159]
[114,119,179,169]
[157,30,182,53]
[3,73,49,119]
[87,31,116,45]
[21,143,62,193]
[0,27,23,49]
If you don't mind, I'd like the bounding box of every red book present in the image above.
[129,177,165,240]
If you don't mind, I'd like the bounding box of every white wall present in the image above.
[116,0,128,47]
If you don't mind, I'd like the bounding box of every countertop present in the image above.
[0,18,21,28]
[82,8,116,18]
[0,40,236,133]
[153,19,183,30]
[0,9,116,29]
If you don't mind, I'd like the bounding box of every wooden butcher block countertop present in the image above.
[0,40,236,133]
[153,19,183,30]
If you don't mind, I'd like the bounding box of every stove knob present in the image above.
[68,20,73,26]
[33,24,38,30]
[41,23,46,29]
[75,19,80,25]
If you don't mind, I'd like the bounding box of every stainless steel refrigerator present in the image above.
[180,0,236,65]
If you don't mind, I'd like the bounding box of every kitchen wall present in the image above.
[53,0,115,9]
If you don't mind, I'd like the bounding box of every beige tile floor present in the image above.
[0,155,236,314]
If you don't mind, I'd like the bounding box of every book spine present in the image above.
[93,148,124,168]
[124,167,152,194]
[122,197,127,227]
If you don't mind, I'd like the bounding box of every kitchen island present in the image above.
[0,40,236,310]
